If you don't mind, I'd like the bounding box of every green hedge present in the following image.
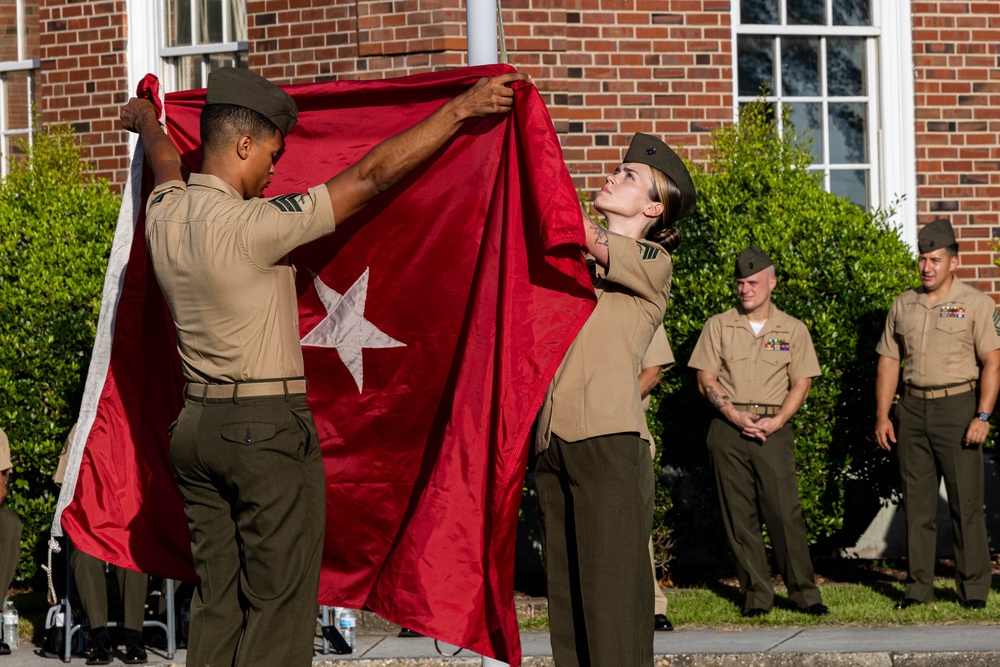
[0,123,119,582]
[653,99,919,569]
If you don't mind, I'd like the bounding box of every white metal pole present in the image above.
[466,0,498,66]
[469,3,507,663]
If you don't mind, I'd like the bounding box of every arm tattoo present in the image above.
[589,220,609,247]
[706,386,730,410]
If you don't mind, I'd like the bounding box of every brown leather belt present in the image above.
[186,377,308,400]
[732,403,781,416]
[904,380,976,400]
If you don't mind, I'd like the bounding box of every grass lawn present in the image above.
[518,559,1000,630]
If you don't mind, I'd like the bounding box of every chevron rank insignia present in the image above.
[149,192,167,207]
[266,193,306,212]
[637,241,660,261]
[993,309,1000,336]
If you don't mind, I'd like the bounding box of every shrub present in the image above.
[0,123,119,582]
[655,99,918,566]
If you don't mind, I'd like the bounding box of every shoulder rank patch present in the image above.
[939,306,966,318]
[266,193,306,213]
[993,309,1000,336]
[764,339,791,352]
[149,192,167,207]
[636,241,660,261]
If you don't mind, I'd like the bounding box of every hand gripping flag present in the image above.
[53,65,595,664]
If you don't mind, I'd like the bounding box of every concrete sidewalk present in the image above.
[3,625,1000,666]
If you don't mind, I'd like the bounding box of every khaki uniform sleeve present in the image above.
[0,427,11,473]
[240,184,337,266]
[789,321,822,382]
[875,296,903,360]
[971,293,1000,358]
[145,180,187,216]
[688,317,723,374]
[604,233,672,305]
[641,324,674,370]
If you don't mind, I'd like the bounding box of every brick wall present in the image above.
[38,0,131,188]
[245,0,731,195]
[912,1,1000,295]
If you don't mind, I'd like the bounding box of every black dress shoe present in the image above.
[742,607,769,618]
[803,603,830,616]
[0,641,9,655]
[123,636,148,664]
[398,627,424,637]
[894,598,923,610]
[654,614,674,631]
[85,642,113,666]
[962,599,987,609]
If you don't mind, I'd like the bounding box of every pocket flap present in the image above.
[221,422,277,445]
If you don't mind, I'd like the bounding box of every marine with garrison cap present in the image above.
[874,218,1000,611]
[688,246,829,619]
[535,132,694,667]
[120,65,527,666]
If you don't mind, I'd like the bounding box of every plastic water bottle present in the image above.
[2,599,18,650]
[338,607,357,651]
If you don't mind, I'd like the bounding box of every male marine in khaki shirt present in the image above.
[874,219,1000,610]
[121,66,526,666]
[688,246,827,618]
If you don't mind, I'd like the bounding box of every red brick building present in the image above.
[2,1,997,294]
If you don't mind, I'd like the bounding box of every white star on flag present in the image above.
[300,267,405,392]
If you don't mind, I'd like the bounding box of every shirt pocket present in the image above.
[761,348,792,368]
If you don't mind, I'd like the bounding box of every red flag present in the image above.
[56,65,594,664]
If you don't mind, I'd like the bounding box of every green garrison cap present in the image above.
[623,133,697,220]
[735,245,773,278]
[206,67,298,137]
[917,218,957,254]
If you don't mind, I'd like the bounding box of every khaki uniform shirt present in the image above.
[146,174,336,383]
[688,306,821,405]
[0,427,10,474]
[638,324,674,444]
[535,232,672,452]
[876,278,1000,387]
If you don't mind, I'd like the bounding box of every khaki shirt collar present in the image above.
[913,275,960,308]
[723,303,793,337]
[188,172,242,200]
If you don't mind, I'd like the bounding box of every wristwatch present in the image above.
[976,412,990,422]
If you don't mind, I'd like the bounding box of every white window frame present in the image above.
[731,0,917,248]
[0,0,40,177]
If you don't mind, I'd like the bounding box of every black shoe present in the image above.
[962,599,987,609]
[85,642,113,666]
[123,636,147,665]
[398,627,424,638]
[742,607,769,618]
[654,614,674,631]
[894,598,923,610]
[0,642,9,655]
[803,603,830,616]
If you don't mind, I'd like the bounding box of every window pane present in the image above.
[782,37,821,97]
[229,0,247,42]
[833,0,870,26]
[827,37,865,97]
[3,70,33,132]
[165,0,193,47]
[786,102,823,163]
[200,0,223,44]
[830,169,868,207]
[741,0,778,24]
[787,0,826,25]
[828,102,867,163]
[174,55,204,90]
[738,36,774,96]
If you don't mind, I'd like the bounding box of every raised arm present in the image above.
[120,98,184,187]
[325,72,529,224]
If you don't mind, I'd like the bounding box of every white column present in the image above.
[466,0,498,66]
